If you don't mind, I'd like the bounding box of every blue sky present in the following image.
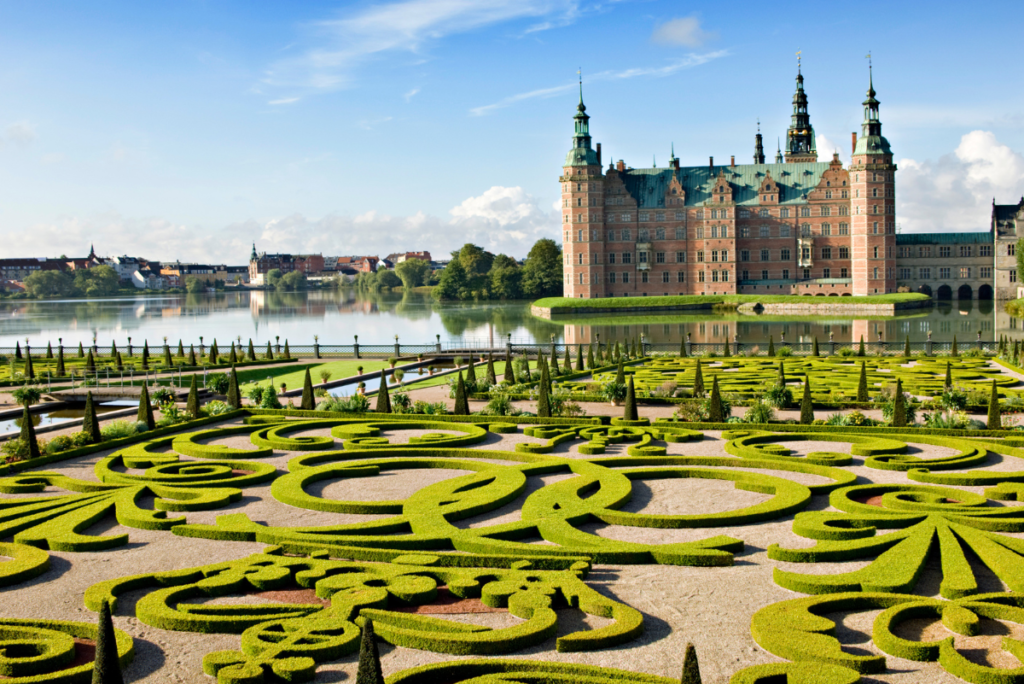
[0,0,1022,262]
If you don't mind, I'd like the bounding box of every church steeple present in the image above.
[250,242,258,261]
[775,138,783,163]
[564,73,599,167]
[785,58,817,163]
[754,120,765,164]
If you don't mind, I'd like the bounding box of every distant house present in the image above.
[327,255,379,275]
[248,244,325,285]
[132,268,166,290]
[161,261,231,286]
[0,258,66,281]
[65,244,103,271]
[384,251,432,266]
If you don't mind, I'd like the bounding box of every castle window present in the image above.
[676,251,686,263]
[873,268,879,279]
[740,227,750,238]
[841,268,848,278]
[760,226,770,238]
[803,268,811,279]
[802,247,810,260]
[742,270,749,280]
[639,228,649,241]
[641,271,649,283]
[919,268,930,279]
[825,191,832,199]
[801,224,811,236]
[721,209,728,218]
[621,213,631,222]
[960,246,972,258]
[623,272,629,283]
[712,250,719,262]
[712,270,719,282]
[979,245,992,257]
[656,228,665,240]
[696,210,704,219]
[780,226,791,238]
[578,254,584,265]
[675,228,684,239]
[839,223,849,236]
[1009,244,1017,257]
[578,230,583,241]
[622,229,632,240]
[760,249,770,261]
[780,208,790,218]
[639,212,650,221]
[873,222,879,234]
[699,271,706,283]
[823,268,831,278]
[675,212,684,220]
[841,191,848,199]
[579,273,584,284]
[781,248,791,261]
[722,250,729,262]
[822,223,831,236]
[981,266,992,278]
[801,207,811,217]
[822,206,831,217]
[821,247,832,259]
[662,271,670,283]
[721,226,728,238]
[960,267,971,279]
[711,226,718,238]
[739,210,750,218]
[697,227,704,239]
[677,271,685,283]
[939,267,951,279]
[873,247,879,259]
[656,252,665,263]
[760,209,769,217]
[763,270,770,280]
[839,247,849,259]
[577,183,581,191]
[782,269,789,280]
[872,188,879,198]
[609,272,616,283]
[697,251,704,262]
[711,209,717,219]
[1012,270,1018,283]
[622,252,632,263]
[741,250,750,262]
[609,253,616,264]
[656,212,665,221]
[939,246,951,258]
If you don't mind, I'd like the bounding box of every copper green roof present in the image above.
[618,162,833,208]
[895,231,992,245]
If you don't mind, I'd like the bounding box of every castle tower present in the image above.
[754,123,765,164]
[785,64,817,163]
[561,80,605,298]
[850,65,896,295]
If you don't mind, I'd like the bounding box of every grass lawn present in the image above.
[533,293,929,312]
[235,360,394,389]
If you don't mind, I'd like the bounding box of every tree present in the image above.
[186,375,200,419]
[952,335,959,356]
[227,365,241,409]
[453,372,469,415]
[587,345,595,370]
[395,258,430,289]
[83,392,102,443]
[265,268,284,288]
[576,345,583,371]
[504,353,515,384]
[188,345,197,366]
[682,643,701,684]
[11,386,41,407]
[20,405,41,460]
[623,377,638,421]
[707,376,724,423]
[486,353,497,385]
[489,254,522,299]
[376,269,401,290]
[904,335,911,357]
[521,238,563,298]
[56,345,65,376]
[857,336,866,357]
[280,270,308,291]
[24,270,74,297]
[550,345,560,376]
[812,337,819,357]
[616,357,625,385]
[141,341,150,370]
[356,619,385,684]
[693,360,705,398]
[536,365,551,418]
[375,370,391,413]
[163,343,172,367]
[265,342,274,360]
[857,361,869,402]
[454,243,494,293]
[209,340,219,364]
[563,345,572,373]
[177,340,185,358]
[73,265,119,297]
[800,377,814,425]
[184,276,205,293]
[432,259,469,301]
[301,368,315,410]
[91,599,125,684]
[776,361,786,389]
[945,361,953,389]
[767,336,775,357]
[892,378,907,427]
[466,357,477,387]
[137,385,155,430]
[229,343,238,364]
[988,379,1002,430]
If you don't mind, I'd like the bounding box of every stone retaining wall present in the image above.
[532,297,931,319]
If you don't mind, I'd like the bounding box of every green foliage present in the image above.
[453,373,469,415]
[227,366,241,409]
[857,336,865,356]
[138,385,155,430]
[692,360,704,398]
[93,599,126,684]
[186,375,200,419]
[682,643,701,684]
[707,376,724,423]
[357,619,385,684]
[623,377,638,421]
[83,391,102,444]
[800,376,814,425]
[988,378,1001,429]
[521,238,563,298]
[892,378,907,427]
[11,385,41,407]
[375,370,392,414]
[767,336,775,357]
[300,368,315,411]
[857,361,868,402]
[395,257,431,289]
[19,404,40,460]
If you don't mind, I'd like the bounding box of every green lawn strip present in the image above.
[235,360,389,390]
[533,293,929,312]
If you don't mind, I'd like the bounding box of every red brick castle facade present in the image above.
[561,66,897,298]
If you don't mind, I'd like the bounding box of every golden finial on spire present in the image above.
[796,49,802,73]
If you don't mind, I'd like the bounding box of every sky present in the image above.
[0,0,1022,263]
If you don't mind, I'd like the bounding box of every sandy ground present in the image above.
[2,415,1024,682]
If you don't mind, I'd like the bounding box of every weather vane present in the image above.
[796,49,801,72]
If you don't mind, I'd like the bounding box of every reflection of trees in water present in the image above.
[435,300,562,341]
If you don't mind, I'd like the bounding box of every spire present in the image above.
[754,119,765,164]
[564,69,599,168]
[784,57,816,163]
[852,56,890,156]
[669,142,676,163]
[652,154,656,168]
[250,242,258,261]
[775,138,783,163]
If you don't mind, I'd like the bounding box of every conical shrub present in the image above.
[356,619,384,684]
[209,340,218,364]
[83,391,101,443]
[486,353,497,385]
[693,360,705,398]
[247,339,256,361]
[988,378,1001,430]
[776,361,786,388]
[301,368,315,410]
[623,376,638,421]
[892,378,907,427]
[142,341,150,369]
[229,343,238,364]
[857,336,865,357]
[227,365,241,409]
[78,342,84,358]
[800,376,814,425]
[616,357,625,385]
[163,344,172,367]
[587,344,595,370]
[92,599,125,684]
[177,340,184,357]
[86,350,95,373]
[550,346,560,376]
[952,335,959,356]
[707,376,724,423]
[681,642,701,684]
[265,342,273,360]
[904,335,911,357]
[466,358,477,387]
[115,352,123,372]
[453,372,469,415]
[186,375,200,419]
[563,345,572,373]
[19,405,40,460]
[857,361,869,402]
[375,369,391,414]
[767,336,775,357]
[812,337,819,357]
[137,385,155,430]
[283,340,290,359]
[944,361,953,389]
[537,365,551,418]
[680,336,687,358]
[14,342,21,360]
[188,345,197,366]
[56,346,65,376]
[504,353,515,384]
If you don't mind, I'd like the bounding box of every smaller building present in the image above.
[0,258,66,281]
[384,251,432,265]
[248,244,325,285]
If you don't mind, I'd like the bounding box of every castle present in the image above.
[561,66,1021,301]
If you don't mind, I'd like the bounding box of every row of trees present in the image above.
[23,265,121,298]
[264,269,308,291]
[433,238,562,301]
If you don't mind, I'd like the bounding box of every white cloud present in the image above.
[815,133,847,165]
[403,88,420,102]
[264,0,579,91]
[268,97,300,105]
[9,186,558,263]
[898,130,1024,233]
[5,121,36,145]
[470,50,729,115]
[651,16,717,48]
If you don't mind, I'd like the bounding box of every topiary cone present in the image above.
[587,344,595,370]
[623,376,638,421]
[904,335,911,357]
[138,384,155,430]
[693,360,704,398]
[616,357,625,385]
[453,372,469,415]
[466,357,477,387]
[487,352,498,384]
[92,599,124,684]
[988,378,1001,430]
[83,391,102,443]
[550,345,560,375]
[707,376,723,423]
[375,369,391,414]
[812,337,819,357]
[20,404,40,460]
[356,619,384,684]
[576,344,583,371]
[227,365,241,409]
[858,336,865,357]
[892,378,907,427]
[186,374,200,419]
[767,335,775,357]
[563,345,572,374]
[944,361,952,389]
[537,364,551,417]
[300,368,314,410]
[800,376,814,425]
[681,642,701,684]
[857,361,869,402]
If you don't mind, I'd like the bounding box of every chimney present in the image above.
[616,160,625,172]
[851,132,857,155]
[730,155,735,168]
[596,143,602,166]
[709,156,714,170]
[672,158,680,171]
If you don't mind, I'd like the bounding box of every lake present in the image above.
[0,289,1014,348]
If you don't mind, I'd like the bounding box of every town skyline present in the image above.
[0,0,1021,262]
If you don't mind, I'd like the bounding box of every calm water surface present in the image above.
[0,289,1013,347]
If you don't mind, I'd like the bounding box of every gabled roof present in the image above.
[617,162,834,209]
[896,231,992,245]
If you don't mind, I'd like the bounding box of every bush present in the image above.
[602,381,627,403]
[1,438,33,463]
[201,400,234,416]
[156,403,189,428]
[392,391,412,413]
[259,385,283,410]
[764,385,793,409]
[46,434,74,454]
[316,394,371,413]
[837,347,856,357]
[481,392,521,417]
[101,419,142,440]
[844,410,871,426]
[243,384,265,405]
[549,388,586,418]
[744,398,776,424]
[151,388,175,404]
[71,431,94,447]
[205,373,229,394]
[962,347,986,358]
[776,346,793,357]
[414,400,449,415]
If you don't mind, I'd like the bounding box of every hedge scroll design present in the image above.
[176,447,855,567]
[86,550,643,683]
[0,617,133,682]
[387,659,677,684]
[769,483,1024,598]
[751,591,1024,684]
